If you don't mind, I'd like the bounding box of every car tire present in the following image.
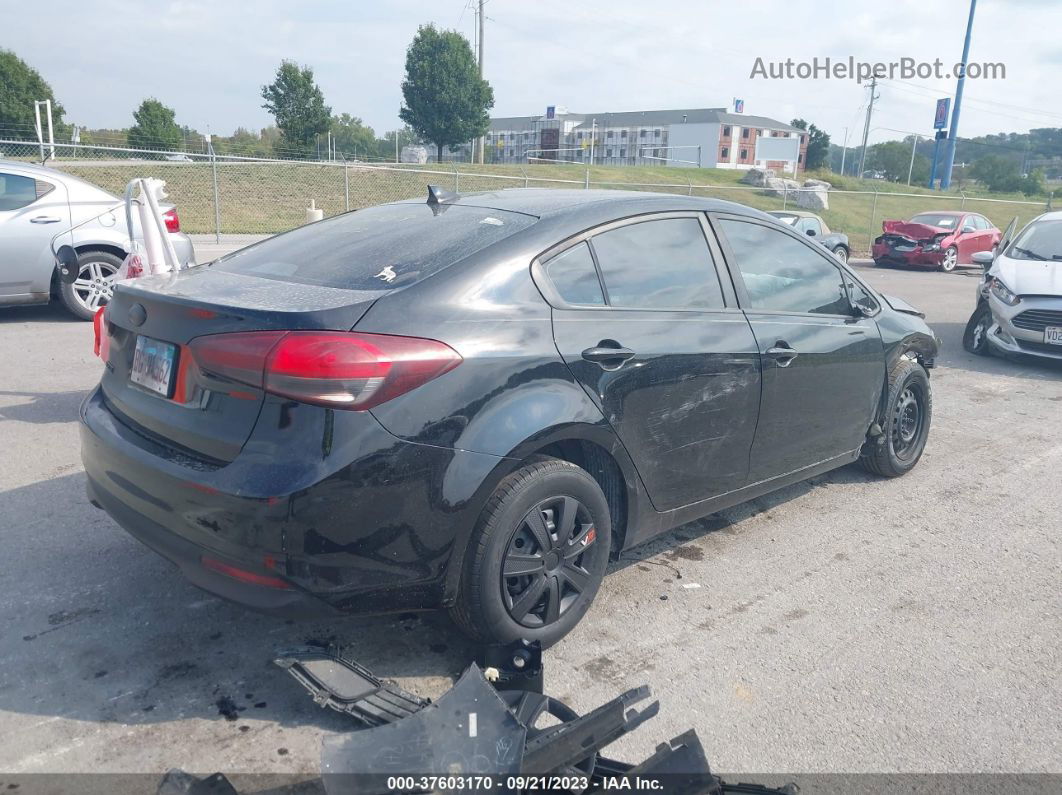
[939,245,958,273]
[860,357,933,478]
[450,457,612,647]
[833,246,849,264]
[58,249,123,321]
[962,302,993,356]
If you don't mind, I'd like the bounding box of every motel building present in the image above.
[460,106,809,173]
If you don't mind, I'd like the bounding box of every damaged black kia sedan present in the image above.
[81,189,938,645]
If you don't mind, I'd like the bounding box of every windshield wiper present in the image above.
[1011,246,1047,261]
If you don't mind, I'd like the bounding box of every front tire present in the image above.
[451,458,611,647]
[939,245,958,272]
[860,358,933,478]
[833,245,849,264]
[962,303,993,355]
[58,250,123,320]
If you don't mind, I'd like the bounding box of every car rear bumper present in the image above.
[169,233,196,267]
[80,386,508,618]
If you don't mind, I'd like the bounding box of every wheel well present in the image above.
[51,244,128,297]
[534,440,629,559]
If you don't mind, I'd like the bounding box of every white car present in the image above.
[963,211,1062,361]
[0,160,196,320]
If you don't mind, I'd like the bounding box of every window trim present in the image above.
[532,211,738,313]
[707,212,877,319]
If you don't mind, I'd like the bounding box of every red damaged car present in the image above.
[872,211,1001,272]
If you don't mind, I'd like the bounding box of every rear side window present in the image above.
[545,242,604,305]
[212,203,535,290]
[0,173,39,211]
[719,219,848,315]
[590,217,725,310]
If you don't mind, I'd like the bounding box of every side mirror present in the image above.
[805,228,816,237]
[55,245,80,285]
[961,225,975,235]
[971,250,994,268]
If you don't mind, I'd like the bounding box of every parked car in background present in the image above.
[0,160,195,319]
[768,210,851,263]
[963,211,1062,361]
[872,211,1000,272]
[81,189,938,647]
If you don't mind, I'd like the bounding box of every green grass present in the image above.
[56,160,1051,255]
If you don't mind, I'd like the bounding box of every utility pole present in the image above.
[476,0,485,164]
[907,135,921,185]
[942,0,977,189]
[857,76,879,179]
[839,126,849,176]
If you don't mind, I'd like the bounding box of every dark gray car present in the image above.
[769,210,851,263]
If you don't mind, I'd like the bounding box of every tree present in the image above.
[866,139,930,184]
[127,98,182,151]
[790,118,830,170]
[399,25,493,163]
[330,113,376,160]
[970,155,1025,193]
[0,50,68,138]
[261,61,331,156]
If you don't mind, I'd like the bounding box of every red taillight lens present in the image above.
[93,306,109,362]
[188,331,461,410]
[163,208,180,233]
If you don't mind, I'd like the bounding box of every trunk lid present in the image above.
[100,267,385,463]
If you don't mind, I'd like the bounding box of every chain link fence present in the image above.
[2,139,1051,255]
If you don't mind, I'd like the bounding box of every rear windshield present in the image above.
[211,202,535,290]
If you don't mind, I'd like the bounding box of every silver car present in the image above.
[0,160,195,320]
[963,211,1062,362]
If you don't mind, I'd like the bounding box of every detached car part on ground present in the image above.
[767,210,851,264]
[81,188,939,647]
[872,211,1000,272]
[0,160,195,319]
[963,212,1062,362]
[160,642,797,795]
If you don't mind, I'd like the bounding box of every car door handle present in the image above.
[766,343,799,367]
[30,216,62,224]
[581,345,635,367]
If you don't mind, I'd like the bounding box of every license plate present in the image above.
[1044,327,1062,346]
[130,336,177,397]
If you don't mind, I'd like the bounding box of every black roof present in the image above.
[401,188,770,223]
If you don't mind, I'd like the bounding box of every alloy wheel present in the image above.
[72,260,119,313]
[834,247,848,264]
[501,496,600,628]
[941,247,958,272]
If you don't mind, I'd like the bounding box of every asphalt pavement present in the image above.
[0,256,1059,780]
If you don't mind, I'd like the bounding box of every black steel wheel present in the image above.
[501,496,601,628]
[860,357,933,478]
[451,458,611,647]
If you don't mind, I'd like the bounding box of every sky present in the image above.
[4,0,1061,148]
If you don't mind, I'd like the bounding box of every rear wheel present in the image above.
[940,245,958,272]
[860,358,932,478]
[962,303,993,355]
[58,250,123,320]
[451,458,611,647]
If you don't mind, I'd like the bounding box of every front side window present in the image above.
[545,242,604,305]
[0,173,40,211]
[590,218,725,310]
[718,219,849,315]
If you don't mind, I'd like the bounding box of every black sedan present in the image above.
[81,189,938,646]
[768,210,851,264]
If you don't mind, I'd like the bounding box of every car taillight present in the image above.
[188,331,461,409]
[163,208,180,233]
[93,306,109,362]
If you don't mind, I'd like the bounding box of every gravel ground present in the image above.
[0,257,1058,782]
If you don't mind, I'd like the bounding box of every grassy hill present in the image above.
[57,158,1051,255]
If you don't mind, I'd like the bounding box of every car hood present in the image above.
[990,255,1062,297]
[882,220,950,239]
[881,293,926,318]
